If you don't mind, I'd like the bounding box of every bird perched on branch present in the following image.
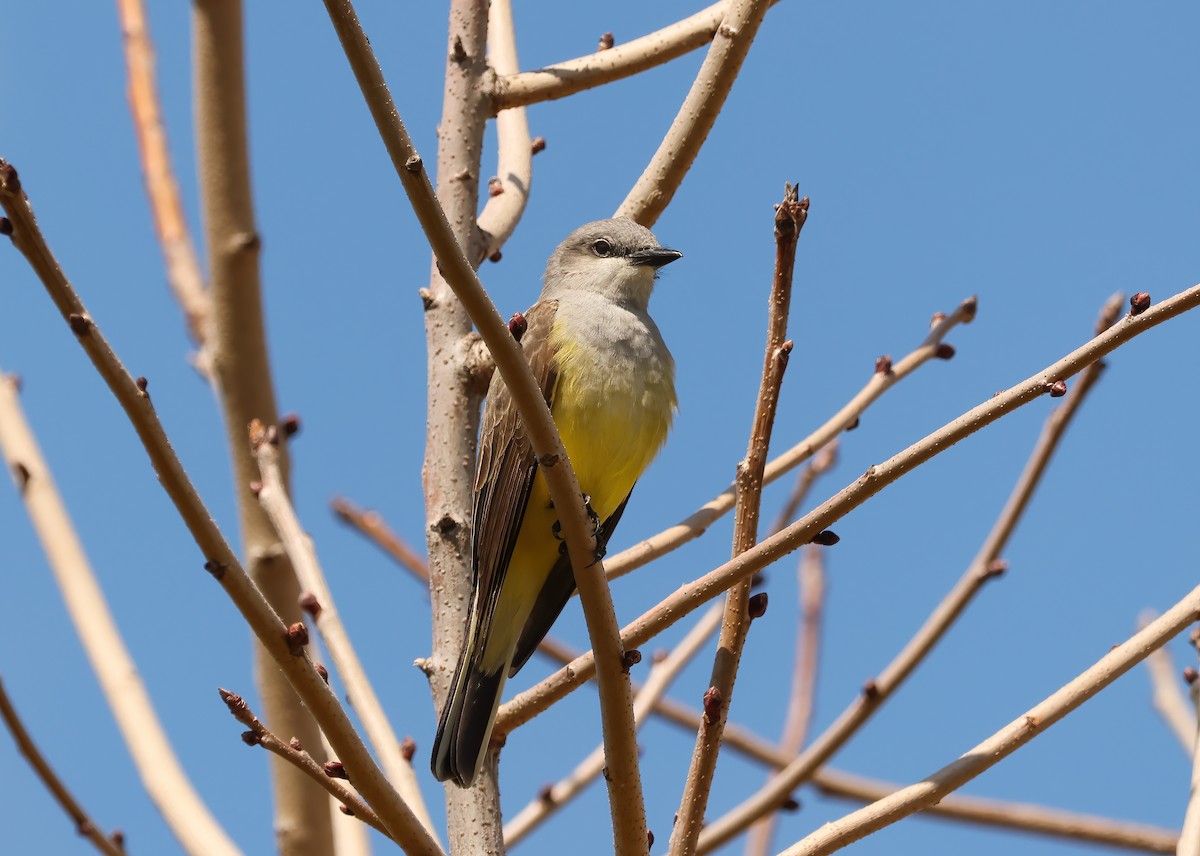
[432,218,682,787]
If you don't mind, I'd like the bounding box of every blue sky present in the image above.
[2,3,1198,855]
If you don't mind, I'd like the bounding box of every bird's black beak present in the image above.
[629,247,683,268]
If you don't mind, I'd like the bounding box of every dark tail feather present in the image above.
[431,644,507,787]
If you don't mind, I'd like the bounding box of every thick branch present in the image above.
[496,286,1200,733]
[670,188,805,855]
[615,0,771,226]
[0,678,127,856]
[252,426,438,840]
[0,161,443,856]
[0,375,240,856]
[778,587,1200,856]
[698,294,1124,852]
[316,6,647,850]
[605,298,975,582]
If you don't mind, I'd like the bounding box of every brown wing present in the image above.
[470,300,560,641]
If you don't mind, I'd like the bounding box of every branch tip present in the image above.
[874,355,893,375]
[959,295,979,321]
[298,591,323,620]
[0,161,21,192]
[531,136,546,155]
[930,311,947,327]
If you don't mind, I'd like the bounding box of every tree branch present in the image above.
[697,293,1125,852]
[604,298,975,582]
[615,0,771,226]
[1176,639,1200,854]
[0,374,240,856]
[496,286,1200,734]
[330,496,430,583]
[1140,611,1197,755]
[251,424,439,841]
[670,188,805,855]
[0,160,443,856]
[777,585,1200,856]
[0,677,127,856]
[315,5,648,850]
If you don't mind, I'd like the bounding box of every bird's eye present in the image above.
[591,239,613,257]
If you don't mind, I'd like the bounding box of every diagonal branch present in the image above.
[492,1,784,112]
[496,286,1200,734]
[697,293,1126,852]
[615,0,771,226]
[0,160,443,856]
[604,298,975,582]
[0,374,240,856]
[316,5,648,850]
[1140,611,1196,755]
[251,424,438,841]
[0,677,127,856]
[330,496,430,582]
[670,188,806,855]
[777,585,1200,856]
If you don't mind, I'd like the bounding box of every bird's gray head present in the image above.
[541,218,682,310]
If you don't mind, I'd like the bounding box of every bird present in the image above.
[432,218,682,787]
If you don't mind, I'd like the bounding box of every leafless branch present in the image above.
[217,689,392,842]
[115,0,210,359]
[0,160,444,856]
[777,587,1200,856]
[1140,611,1196,754]
[698,293,1125,852]
[615,0,772,226]
[0,374,240,856]
[496,286,1200,735]
[0,677,128,856]
[670,187,806,855]
[251,424,439,841]
[604,298,975,582]
[492,1,784,111]
[330,497,430,581]
[476,0,532,262]
[1176,636,1200,854]
[316,5,648,849]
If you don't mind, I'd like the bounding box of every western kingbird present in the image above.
[432,218,682,787]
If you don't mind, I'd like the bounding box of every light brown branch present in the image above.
[504,604,725,847]
[1140,611,1196,755]
[496,286,1200,735]
[476,0,532,262]
[0,374,240,856]
[816,768,1178,854]
[330,496,430,581]
[316,6,647,850]
[0,161,443,856]
[191,3,332,851]
[743,544,825,856]
[670,188,805,856]
[765,442,839,538]
[604,297,976,582]
[615,0,772,226]
[0,677,127,856]
[778,588,1200,856]
[116,0,210,357]
[697,293,1125,852]
[1177,640,1200,854]
[251,426,439,841]
[217,689,392,842]
[493,1,783,111]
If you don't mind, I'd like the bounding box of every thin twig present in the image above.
[0,160,444,856]
[1140,610,1196,755]
[476,0,532,262]
[777,587,1200,856]
[192,2,332,850]
[251,425,439,841]
[115,0,211,358]
[496,286,1200,735]
[492,1,785,111]
[670,188,806,856]
[1177,639,1200,854]
[330,496,430,581]
[0,677,127,856]
[816,767,1178,854]
[604,298,976,582]
[743,544,826,856]
[615,0,772,226]
[765,441,839,538]
[697,293,1127,852]
[217,689,392,842]
[0,375,240,856]
[316,6,648,850]
[504,604,726,847]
